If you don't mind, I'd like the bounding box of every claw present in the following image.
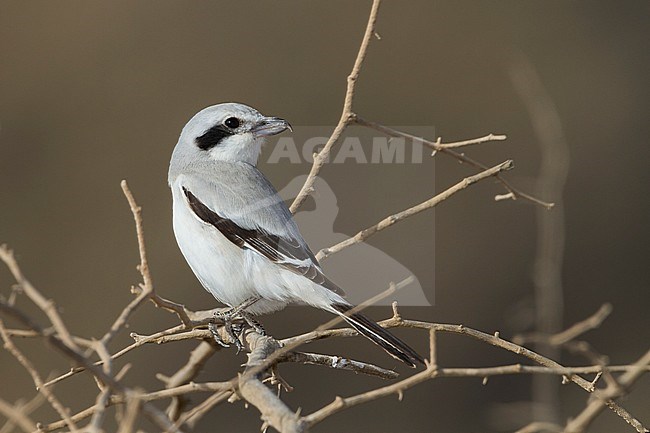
[226,321,245,353]
[242,312,266,336]
[208,321,230,348]
[208,297,264,352]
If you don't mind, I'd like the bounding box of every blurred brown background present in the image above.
[0,1,648,432]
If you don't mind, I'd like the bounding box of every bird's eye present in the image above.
[224,117,240,129]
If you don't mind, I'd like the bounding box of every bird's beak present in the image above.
[251,117,293,137]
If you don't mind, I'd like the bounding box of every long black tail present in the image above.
[331,303,424,367]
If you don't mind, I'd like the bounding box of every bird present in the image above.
[168,102,424,367]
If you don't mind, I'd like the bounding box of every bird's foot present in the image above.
[211,310,245,353]
[209,298,263,353]
[207,320,231,348]
[241,311,266,336]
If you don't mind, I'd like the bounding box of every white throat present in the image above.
[207,135,265,165]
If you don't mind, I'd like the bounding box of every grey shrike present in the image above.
[168,102,424,367]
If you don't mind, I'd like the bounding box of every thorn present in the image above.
[482,377,489,386]
[493,331,500,339]
[397,389,404,401]
[590,371,603,389]
[561,375,570,384]
[494,192,515,202]
[391,301,401,320]
[373,31,381,40]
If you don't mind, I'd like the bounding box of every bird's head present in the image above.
[175,102,292,165]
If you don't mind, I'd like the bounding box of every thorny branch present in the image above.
[317,160,513,260]
[0,316,79,433]
[0,2,646,433]
[352,116,554,209]
[1,244,648,433]
[0,277,185,433]
[290,0,551,213]
[0,397,37,433]
[290,0,382,213]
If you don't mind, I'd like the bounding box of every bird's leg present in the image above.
[230,296,261,315]
[208,314,231,348]
[232,296,265,335]
[211,297,260,353]
[228,321,244,354]
[213,310,244,353]
[241,312,266,336]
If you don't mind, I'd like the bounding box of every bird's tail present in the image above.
[331,303,425,368]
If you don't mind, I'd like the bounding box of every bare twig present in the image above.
[303,362,435,427]
[0,246,78,351]
[511,56,571,425]
[0,318,79,432]
[120,180,154,293]
[515,422,563,433]
[116,395,141,433]
[317,160,513,260]
[514,303,613,347]
[280,313,646,431]
[290,0,382,212]
[239,332,305,433]
[433,364,650,377]
[160,340,218,421]
[121,180,197,328]
[87,340,113,433]
[4,262,646,433]
[283,352,399,379]
[428,327,437,370]
[564,349,650,433]
[549,303,612,346]
[143,294,194,327]
[170,390,233,432]
[44,304,224,388]
[0,301,183,433]
[435,133,507,149]
[0,397,37,433]
[3,328,45,338]
[0,391,45,433]
[38,381,235,433]
[352,116,555,209]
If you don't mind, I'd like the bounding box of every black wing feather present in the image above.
[183,187,345,296]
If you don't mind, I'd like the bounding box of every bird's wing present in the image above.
[179,162,345,296]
